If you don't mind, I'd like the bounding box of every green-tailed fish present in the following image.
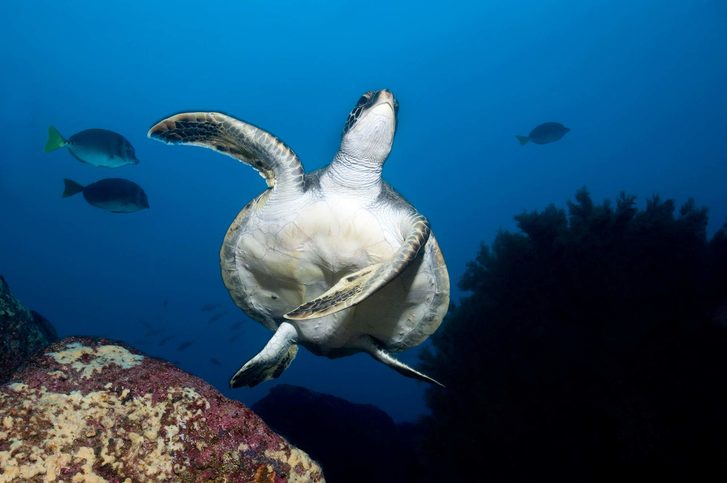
[45,126,139,167]
[516,122,570,145]
[62,178,149,213]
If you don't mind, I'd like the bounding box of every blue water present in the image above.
[1,0,725,422]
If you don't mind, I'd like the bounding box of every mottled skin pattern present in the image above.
[149,89,450,387]
[0,337,324,482]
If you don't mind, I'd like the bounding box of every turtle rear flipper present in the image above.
[148,112,304,196]
[229,322,298,388]
[285,213,431,320]
[359,337,444,387]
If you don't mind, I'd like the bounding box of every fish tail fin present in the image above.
[62,179,84,198]
[516,135,529,145]
[45,126,67,152]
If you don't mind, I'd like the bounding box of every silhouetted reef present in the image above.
[0,276,58,383]
[418,188,727,482]
[253,384,424,483]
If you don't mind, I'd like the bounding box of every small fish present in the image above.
[516,122,570,145]
[62,178,150,213]
[162,299,169,308]
[158,335,176,346]
[144,327,165,337]
[201,303,221,312]
[176,340,194,351]
[139,319,152,328]
[45,126,140,167]
[207,312,227,324]
[228,334,240,343]
[209,357,222,366]
[229,321,244,331]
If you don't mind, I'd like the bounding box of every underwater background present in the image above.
[2,0,727,480]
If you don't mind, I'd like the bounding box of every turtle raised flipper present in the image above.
[148,112,304,194]
[229,322,299,388]
[285,213,431,320]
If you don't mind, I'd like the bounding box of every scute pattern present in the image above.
[148,112,304,192]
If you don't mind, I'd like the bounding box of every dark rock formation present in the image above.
[0,276,58,383]
[0,337,324,482]
[418,189,727,482]
[253,384,422,483]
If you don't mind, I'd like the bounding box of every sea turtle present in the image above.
[148,89,450,387]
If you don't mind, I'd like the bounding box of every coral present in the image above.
[418,189,727,481]
[0,337,324,482]
[0,276,57,383]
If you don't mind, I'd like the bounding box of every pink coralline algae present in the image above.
[0,337,325,482]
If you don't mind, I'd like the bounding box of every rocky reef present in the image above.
[418,189,727,481]
[0,337,324,482]
[253,384,422,483]
[0,276,58,384]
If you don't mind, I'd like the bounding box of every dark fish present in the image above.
[162,299,169,308]
[201,303,221,312]
[207,312,227,324]
[516,122,570,145]
[228,334,240,343]
[176,340,194,351]
[139,319,152,328]
[45,126,140,167]
[158,335,176,346]
[229,321,244,331]
[209,357,222,366]
[62,178,149,213]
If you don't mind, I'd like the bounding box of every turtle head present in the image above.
[340,89,398,165]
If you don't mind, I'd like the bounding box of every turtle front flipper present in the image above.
[285,213,431,320]
[148,112,304,195]
[229,322,298,388]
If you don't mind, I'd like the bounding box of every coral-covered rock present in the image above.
[0,337,324,482]
[0,276,58,383]
[253,385,420,483]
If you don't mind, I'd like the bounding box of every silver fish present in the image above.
[45,126,139,167]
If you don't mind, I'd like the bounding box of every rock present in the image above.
[252,385,421,483]
[0,276,58,383]
[0,337,325,482]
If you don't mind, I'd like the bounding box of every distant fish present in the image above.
[209,357,222,366]
[158,335,176,346]
[207,312,228,324]
[516,122,570,145]
[45,126,140,167]
[62,178,149,213]
[228,334,240,343]
[176,340,194,351]
[229,320,244,331]
[201,303,221,312]
[162,299,169,308]
[144,327,165,337]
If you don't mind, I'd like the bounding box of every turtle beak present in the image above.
[376,89,397,113]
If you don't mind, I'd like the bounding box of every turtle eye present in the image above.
[356,95,369,107]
